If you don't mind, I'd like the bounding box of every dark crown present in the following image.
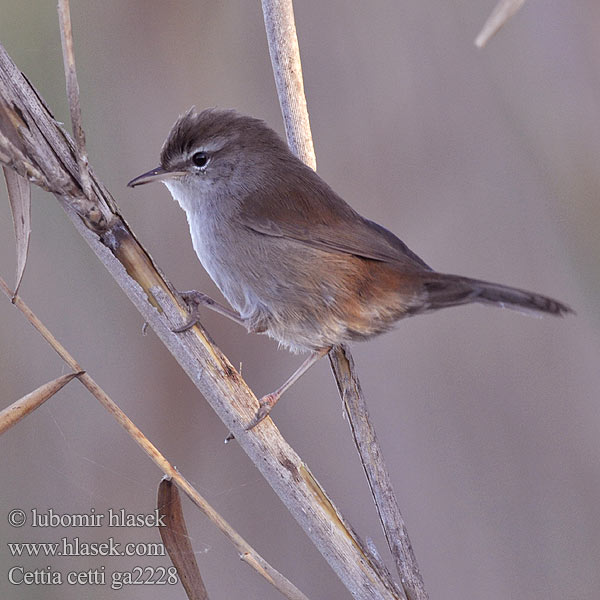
[160,108,288,168]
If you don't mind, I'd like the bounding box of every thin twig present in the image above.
[0,275,310,600]
[475,0,527,48]
[261,2,427,599]
[57,0,92,198]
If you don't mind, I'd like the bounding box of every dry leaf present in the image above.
[3,165,31,298]
[157,478,209,600]
[0,372,81,436]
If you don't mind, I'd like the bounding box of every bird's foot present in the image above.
[172,291,215,333]
[245,393,279,431]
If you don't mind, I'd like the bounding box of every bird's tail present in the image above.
[409,272,573,317]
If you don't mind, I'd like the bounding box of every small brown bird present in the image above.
[128,108,573,428]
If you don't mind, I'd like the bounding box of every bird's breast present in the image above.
[184,207,265,320]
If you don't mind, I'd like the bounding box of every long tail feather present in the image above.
[410,273,573,317]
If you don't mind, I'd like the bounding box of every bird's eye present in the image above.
[191,151,209,168]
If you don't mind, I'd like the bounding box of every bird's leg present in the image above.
[246,346,332,430]
[173,290,246,333]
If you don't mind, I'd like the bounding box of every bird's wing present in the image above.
[238,182,432,271]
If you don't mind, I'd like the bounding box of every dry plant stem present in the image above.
[262,2,425,599]
[0,276,309,600]
[0,371,81,435]
[475,0,527,48]
[57,0,92,198]
[0,44,395,600]
[330,347,427,600]
[261,0,316,170]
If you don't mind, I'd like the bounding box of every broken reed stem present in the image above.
[261,1,426,599]
[57,0,92,198]
[0,275,309,600]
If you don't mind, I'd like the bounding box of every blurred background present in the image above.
[1,1,598,599]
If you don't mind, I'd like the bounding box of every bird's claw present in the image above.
[173,290,209,333]
[172,309,201,333]
[245,393,278,431]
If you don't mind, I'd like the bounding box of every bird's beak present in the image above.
[127,166,184,188]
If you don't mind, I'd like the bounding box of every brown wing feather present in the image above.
[237,163,572,320]
[238,166,432,271]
